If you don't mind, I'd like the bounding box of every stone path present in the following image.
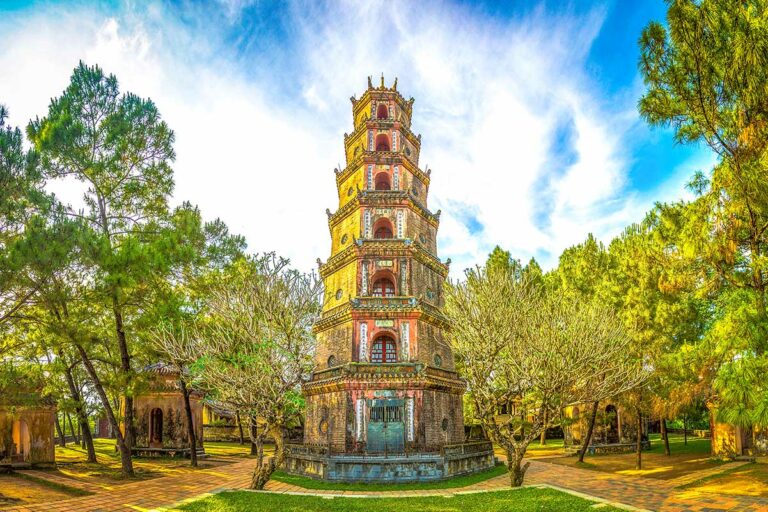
[2,457,767,511]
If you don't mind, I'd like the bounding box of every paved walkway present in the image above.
[2,458,767,512]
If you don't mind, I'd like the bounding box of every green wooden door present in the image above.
[367,399,405,453]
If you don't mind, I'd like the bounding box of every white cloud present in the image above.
[0,1,700,277]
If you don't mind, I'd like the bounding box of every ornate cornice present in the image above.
[344,121,422,154]
[313,296,448,333]
[302,362,465,396]
[318,239,448,279]
[327,191,440,232]
[338,150,425,181]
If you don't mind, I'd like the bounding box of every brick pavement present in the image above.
[2,457,766,511]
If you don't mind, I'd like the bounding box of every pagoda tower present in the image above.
[301,76,470,460]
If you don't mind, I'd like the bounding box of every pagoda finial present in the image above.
[367,76,373,89]
[380,73,385,88]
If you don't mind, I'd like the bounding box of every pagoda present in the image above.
[284,76,494,482]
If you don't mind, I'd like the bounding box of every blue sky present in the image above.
[0,0,713,275]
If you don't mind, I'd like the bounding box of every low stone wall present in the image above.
[284,441,495,483]
[203,424,241,442]
[586,441,651,455]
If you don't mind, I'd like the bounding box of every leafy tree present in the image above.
[194,255,321,489]
[0,105,47,331]
[444,264,646,486]
[639,0,768,429]
[551,234,612,462]
[27,61,176,476]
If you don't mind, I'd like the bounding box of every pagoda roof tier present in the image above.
[339,149,424,178]
[303,363,466,396]
[350,80,414,120]
[328,190,440,230]
[319,239,448,279]
[344,119,422,153]
[313,296,447,334]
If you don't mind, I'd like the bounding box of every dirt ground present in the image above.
[683,462,768,497]
[51,438,255,487]
[0,473,74,506]
[540,434,723,480]
[0,439,257,506]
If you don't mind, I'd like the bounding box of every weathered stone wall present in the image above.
[315,322,353,367]
[421,390,464,450]
[322,259,357,309]
[304,390,347,451]
[0,405,56,466]
[410,259,443,306]
[416,320,454,370]
[132,393,204,450]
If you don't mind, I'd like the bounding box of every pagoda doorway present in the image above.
[367,398,405,453]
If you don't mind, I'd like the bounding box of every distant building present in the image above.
[121,363,204,458]
[563,402,650,455]
[0,392,56,468]
[710,404,768,458]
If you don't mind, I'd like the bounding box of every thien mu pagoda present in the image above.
[284,76,494,482]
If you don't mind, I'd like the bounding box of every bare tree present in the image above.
[195,255,321,489]
[444,266,647,486]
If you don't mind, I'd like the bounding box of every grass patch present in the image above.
[647,433,711,456]
[176,487,625,512]
[676,462,762,492]
[11,472,91,497]
[270,463,507,491]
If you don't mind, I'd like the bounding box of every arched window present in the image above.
[373,219,393,239]
[372,278,395,297]
[375,133,390,151]
[371,336,397,363]
[11,420,30,462]
[377,103,389,119]
[375,173,391,190]
[150,408,164,446]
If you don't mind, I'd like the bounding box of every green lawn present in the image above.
[646,433,711,455]
[176,488,625,512]
[270,463,507,491]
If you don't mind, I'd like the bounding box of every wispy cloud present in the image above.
[0,1,702,276]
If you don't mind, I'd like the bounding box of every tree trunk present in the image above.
[578,401,599,463]
[60,351,97,462]
[250,416,258,455]
[683,416,688,445]
[506,448,530,487]
[55,414,66,447]
[74,342,134,477]
[236,410,245,445]
[67,412,79,444]
[661,417,670,456]
[250,428,286,490]
[540,411,547,445]
[111,300,135,450]
[636,410,643,470]
[179,378,198,468]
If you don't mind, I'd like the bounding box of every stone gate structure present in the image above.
[284,76,494,482]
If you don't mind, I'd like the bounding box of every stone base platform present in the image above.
[284,441,495,483]
[564,440,651,456]
[131,447,207,459]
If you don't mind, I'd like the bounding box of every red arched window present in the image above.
[375,173,391,190]
[375,134,390,151]
[372,278,395,297]
[373,219,393,239]
[377,103,388,119]
[371,336,397,363]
